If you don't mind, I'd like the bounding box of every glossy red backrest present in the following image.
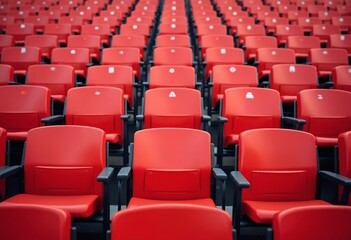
[297,89,351,138]
[239,128,317,201]
[24,125,106,203]
[273,206,351,240]
[153,47,193,66]
[0,204,71,240]
[149,65,196,89]
[65,86,124,137]
[332,65,351,92]
[133,128,211,200]
[223,88,281,138]
[0,85,51,133]
[270,64,318,97]
[0,64,14,85]
[27,64,75,97]
[143,88,202,129]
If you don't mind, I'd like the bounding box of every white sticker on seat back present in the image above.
[246,92,254,99]
[169,91,176,97]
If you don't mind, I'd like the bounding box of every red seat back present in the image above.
[273,206,351,240]
[0,204,71,240]
[143,88,202,129]
[297,89,351,140]
[239,128,317,201]
[133,128,211,200]
[24,125,106,206]
[0,85,51,138]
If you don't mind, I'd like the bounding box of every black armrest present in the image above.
[97,167,114,183]
[117,167,131,181]
[217,116,228,123]
[231,171,250,234]
[121,114,130,121]
[318,81,334,89]
[319,170,351,186]
[202,115,211,122]
[212,167,227,210]
[320,170,351,205]
[0,165,22,179]
[282,116,306,130]
[41,115,65,125]
[258,81,270,88]
[231,171,250,189]
[117,166,131,210]
[213,167,227,181]
[136,115,144,121]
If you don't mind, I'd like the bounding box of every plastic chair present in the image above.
[51,47,91,80]
[101,47,142,82]
[1,46,41,77]
[332,16,351,33]
[209,65,258,113]
[26,64,75,103]
[216,88,293,167]
[24,16,49,34]
[43,23,72,46]
[308,48,349,78]
[329,34,351,56]
[86,65,137,119]
[244,36,277,63]
[111,35,146,61]
[117,128,226,211]
[92,16,120,34]
[80,24,111,47]
[293,88,351,171]
[152,46,194,67]
[0,85,51,141]
[272,206,351,240]
[256,48,296,80]
[332,65,351,92]
[0,204,74,240]
[147,65,197,90]
[228,17,255,35]
[297,89,351,148]
[108,204,233,240]
[275,25,304,47]
[204,47,245,81]
[24,35,58,61]
[0,125,113,233]
[0,35,14,59]
[270,64,320,104]
[287,36,321,62]
[0,64,14,85]
[58,16,84,34]
[155,34,191,47]
[5,23,34,45]
[67,35,101,63]
[235,24,266,47]
[231,128,332,237]
[312,25,341,46]
[199,35,234,62]
[137,88,210,130]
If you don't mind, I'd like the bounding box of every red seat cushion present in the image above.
[243,200,330,224]
[3,194,100,218]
